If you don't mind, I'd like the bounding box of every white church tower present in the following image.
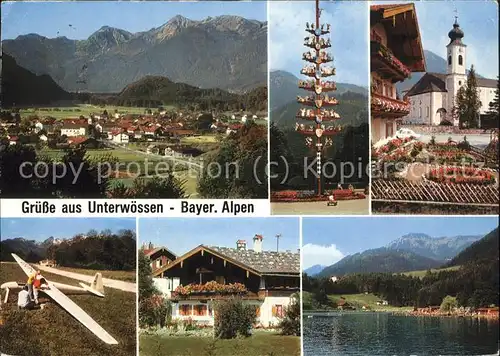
[445,17,467,123]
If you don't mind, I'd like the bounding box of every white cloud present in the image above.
[269,1,368,87]
[302,243,345,270]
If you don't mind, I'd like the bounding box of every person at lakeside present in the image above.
[17,285,35,310]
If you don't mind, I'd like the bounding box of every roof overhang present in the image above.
[371,3,426,72]
[153,245,262,277]
[146,247,177,261]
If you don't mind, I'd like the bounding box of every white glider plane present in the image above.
[0,253,118,345]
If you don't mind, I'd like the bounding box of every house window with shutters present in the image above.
[272,305,284,318]
[180,305,191,316]
[385,122,394,138]
[194,305,207,316]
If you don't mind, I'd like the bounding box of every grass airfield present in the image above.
[0,262,136,356]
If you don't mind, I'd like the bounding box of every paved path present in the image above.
[36,265,136,294]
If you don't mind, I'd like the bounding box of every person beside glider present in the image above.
[26,270,41,302]
[32,274,43,304]
[17,285,35,310]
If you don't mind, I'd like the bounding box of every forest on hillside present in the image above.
[47,230,137,271]
[1,230,136,271]
[79,76,268,112]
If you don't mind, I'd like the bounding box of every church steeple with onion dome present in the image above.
[445,14,467,123]
[448,17,465,45]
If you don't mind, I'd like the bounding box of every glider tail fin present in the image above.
[91,273,104,295]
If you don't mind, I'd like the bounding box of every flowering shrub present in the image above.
[377,44,411,77]
[383,148,413,163]
[329,189,366,200]
[426,167,496,185]
[213,298,256,339]
[375,137,415,158]
[427,144,474,164]
[271,189,366,202]
[172,282,247,298]
[271,190,323,202]
[139,294,172,328]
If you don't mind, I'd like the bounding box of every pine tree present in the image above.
[138,249,158,301]
[455,65,482,128]
[485,76,499,120]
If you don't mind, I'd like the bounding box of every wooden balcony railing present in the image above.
[371,40,411,79]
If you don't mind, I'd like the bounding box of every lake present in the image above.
[303,312,499,356]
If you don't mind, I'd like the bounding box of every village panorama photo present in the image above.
[0,1,268,199]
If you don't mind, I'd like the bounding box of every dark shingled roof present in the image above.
[406,72,447,96]
[206,245,300,275]
[477,78,498,88]
[407,72,498,96]
[145,247,177,260]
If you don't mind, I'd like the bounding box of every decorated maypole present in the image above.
[296,0,341,196]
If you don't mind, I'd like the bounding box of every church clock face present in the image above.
[459,48,463,53]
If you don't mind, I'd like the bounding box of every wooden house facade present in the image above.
[152,235,300,327]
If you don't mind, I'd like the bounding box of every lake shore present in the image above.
[304,309,500,320]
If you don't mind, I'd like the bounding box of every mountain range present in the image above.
[270,70,369,129]
[386,233,482,261]
[2,15,267,93]
[270,70,368,112]
[313,232,484,278]
[2,53,72,107]
[304,264,326,276]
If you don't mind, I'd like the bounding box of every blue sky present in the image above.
[269,1,369,87]
[0,218,136,242]
[139,218,300,256]
[373,1,499,79]
[1,1,267,40]
[302,216,499,269]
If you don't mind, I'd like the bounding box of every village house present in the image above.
[370,3,426,143]
[151,235,300,328]
[61,123,87,137]
[337,299,355,310]
[142,242,177,273]
[402,17,497,126]
[110,129,129,143]
[38,259,57,267]
[34,121,43,133]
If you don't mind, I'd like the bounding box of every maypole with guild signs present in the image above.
[296,0,341,196]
